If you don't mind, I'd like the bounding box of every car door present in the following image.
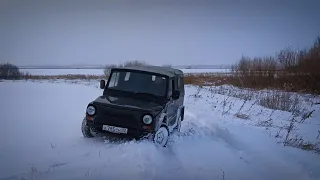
[166,78,176,127]
[175,75,184,106]
[167,77,180,129]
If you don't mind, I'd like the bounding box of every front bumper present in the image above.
[85,119,153,139]
[86,102,157,138]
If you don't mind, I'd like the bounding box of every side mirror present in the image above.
[100,80,106,89]
[172,90,180,100]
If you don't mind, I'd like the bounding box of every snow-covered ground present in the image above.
[20,68,231,76]
[1,80,320,180]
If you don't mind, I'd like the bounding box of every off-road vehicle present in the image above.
[81,65,185,147]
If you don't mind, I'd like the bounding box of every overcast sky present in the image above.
[1,0,319,66]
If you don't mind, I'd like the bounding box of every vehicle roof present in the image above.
[111,65,184,77]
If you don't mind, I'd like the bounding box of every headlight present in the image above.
[86,105,96,115]
[143,115,153,124]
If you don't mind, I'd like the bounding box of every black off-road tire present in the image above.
[173,115,182,132]
[153,125,170,147]
[81,118,94,138]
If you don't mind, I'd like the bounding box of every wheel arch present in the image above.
[156,111,168,131]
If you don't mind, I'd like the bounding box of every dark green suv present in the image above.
[81,65,185,147]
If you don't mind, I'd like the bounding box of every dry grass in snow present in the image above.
[187,84,320,153]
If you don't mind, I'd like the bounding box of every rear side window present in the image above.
[179,76,184,93]
[175,76,184,93]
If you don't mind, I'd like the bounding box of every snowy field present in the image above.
[20,68,231,76]
[1,80,320,180]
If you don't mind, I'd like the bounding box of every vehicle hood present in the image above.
[92,95,164,111]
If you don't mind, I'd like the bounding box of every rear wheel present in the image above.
[81,118,95,138]
[174,115,182,132]
[153,126,169,147]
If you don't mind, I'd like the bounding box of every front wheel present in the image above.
[153,126,169,147]
[81,119,95,138]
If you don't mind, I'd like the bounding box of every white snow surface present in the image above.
[1,80,320,180]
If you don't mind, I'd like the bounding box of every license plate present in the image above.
[102,125,128,134]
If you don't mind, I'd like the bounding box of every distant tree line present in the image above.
[0,63,31,80]
[230,37,320,93]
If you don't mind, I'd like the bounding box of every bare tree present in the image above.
[0,63,22,79]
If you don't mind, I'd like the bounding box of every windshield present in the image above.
[105,70,168,97]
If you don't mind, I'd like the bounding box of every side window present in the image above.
[172,78,176,90]
[177,77,180,90]
[124,72,130,81]
[174,76,183,92]
[167,79,173,97]
[179,76,184,92]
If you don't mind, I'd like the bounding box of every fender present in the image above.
[155,105,185,133]
[156,111,167,131]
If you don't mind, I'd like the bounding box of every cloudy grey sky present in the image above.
[1,0,319,66]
